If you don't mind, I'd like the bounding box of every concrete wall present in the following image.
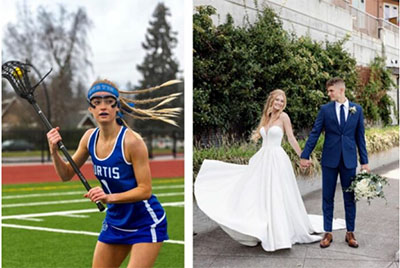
[193,0,399,69]
[351,31,382,66]
[384,25,399,67]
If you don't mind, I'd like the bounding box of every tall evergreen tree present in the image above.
[135,3,182,134]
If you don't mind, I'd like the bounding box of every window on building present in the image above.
[384,4,399,22]
[384,4,390,19]
[352,0,366,12]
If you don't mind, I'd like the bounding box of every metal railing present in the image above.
[380,18,399,33]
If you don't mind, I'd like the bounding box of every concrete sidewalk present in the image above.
[193,161,399,268]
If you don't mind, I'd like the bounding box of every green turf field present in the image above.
[2,178,184,268]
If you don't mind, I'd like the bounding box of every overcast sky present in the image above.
[1,0,185,88]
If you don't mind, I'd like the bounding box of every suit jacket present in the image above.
[300,101,368,169]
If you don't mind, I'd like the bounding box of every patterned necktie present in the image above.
[340,104,345,130]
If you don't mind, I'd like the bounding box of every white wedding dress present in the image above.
[195,126,345,251]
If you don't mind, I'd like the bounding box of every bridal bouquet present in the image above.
[346,170,389,205]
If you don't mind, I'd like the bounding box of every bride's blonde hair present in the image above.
[251,89,287,141]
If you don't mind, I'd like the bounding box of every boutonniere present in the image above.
[349,106,357,114]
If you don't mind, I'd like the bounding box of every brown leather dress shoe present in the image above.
[320,232,333,248]
[345,232,359,248]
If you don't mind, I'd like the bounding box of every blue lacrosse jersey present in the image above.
[87,126,166,230]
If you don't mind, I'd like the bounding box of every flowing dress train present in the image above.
[195,126,345,251]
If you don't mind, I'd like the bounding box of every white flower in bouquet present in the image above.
[355,179,369,196]
[346,171,389,205]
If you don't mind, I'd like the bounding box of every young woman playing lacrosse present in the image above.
[47,79,181,268]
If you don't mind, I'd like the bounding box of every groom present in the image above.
[300,77,369,248]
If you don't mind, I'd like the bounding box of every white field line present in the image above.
[2,208,99,220]
[2,223,100,236]
[154,185,184,190]
[2,191,84,199]
[59,214,89,218]
[2,225,184,245]
[160,202,184,207]
[3,199,90,208]
[17,218,44,222]
[156,192,184,197]
[3,185,184,200]
[2,192,183,208]
[2,201,185,220]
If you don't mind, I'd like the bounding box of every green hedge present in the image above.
[193,126,399,179]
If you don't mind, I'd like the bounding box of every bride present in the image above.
[194,89,344,252]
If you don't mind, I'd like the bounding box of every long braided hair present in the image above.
[88,79,182,128]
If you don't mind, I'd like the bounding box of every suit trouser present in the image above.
[322,157,356,232]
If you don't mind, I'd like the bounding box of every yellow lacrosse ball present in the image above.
[13,67,23,78]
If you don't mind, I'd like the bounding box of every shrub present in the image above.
[365,126,399,154]
[193,127,399,180]
[355,57,397,126]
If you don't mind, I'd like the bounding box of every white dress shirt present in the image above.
[335,99,349,125]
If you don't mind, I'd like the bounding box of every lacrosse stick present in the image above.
[2,60,105,212]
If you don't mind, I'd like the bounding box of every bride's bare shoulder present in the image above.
[279,112,290,121]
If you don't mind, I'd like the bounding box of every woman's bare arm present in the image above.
[281,113,302,157]
[47,127,92,181]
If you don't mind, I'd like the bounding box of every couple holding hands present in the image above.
[195,77,370,251]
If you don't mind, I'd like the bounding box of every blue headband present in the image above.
[87,83,119,100]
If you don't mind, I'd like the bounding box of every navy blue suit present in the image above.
[301,101,368,232]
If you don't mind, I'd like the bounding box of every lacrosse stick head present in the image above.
[2,61,52,103]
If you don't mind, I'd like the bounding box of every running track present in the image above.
[2,159,183,184]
